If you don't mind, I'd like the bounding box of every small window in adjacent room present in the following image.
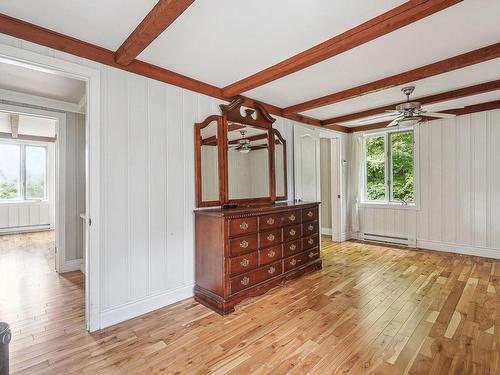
[362,129,416,206]
[0,142,47,202]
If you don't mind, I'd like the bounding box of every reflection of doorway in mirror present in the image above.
[200,120,219,201]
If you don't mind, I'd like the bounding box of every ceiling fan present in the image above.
[380,86,460,128]
[229,130,251,153]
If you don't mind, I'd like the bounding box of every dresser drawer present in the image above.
[283,239,302,257]
[229,217,258,237]
[283,224,301,242]
[284,247,320,272]
[229,234,258,257]
[259,229,282,247]
[302,234,319,250]
[259,244,283,266]
[230,252,258,276]
[302,221,318,237]
[302,207,318,222]
[282,210,301,226]
[259,214,283,230]
[230,261,282,294]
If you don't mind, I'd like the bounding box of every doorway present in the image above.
[0,43,101,331]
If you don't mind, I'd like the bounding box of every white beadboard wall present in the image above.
[0,34,296,327]
[356,109,500,259]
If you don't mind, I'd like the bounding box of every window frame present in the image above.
[0,140,49,203]
[361,126,419,210]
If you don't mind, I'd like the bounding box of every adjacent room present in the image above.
[0,0,498,374]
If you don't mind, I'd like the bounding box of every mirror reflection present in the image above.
[274,130,286,199]
[199,120,219,202]
[227,124,270,200]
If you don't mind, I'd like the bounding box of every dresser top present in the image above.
[194,201,319,218]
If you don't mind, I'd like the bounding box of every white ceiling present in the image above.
[139,0,406,86]
[0,61,85,104]
[0,0,158,50]
[0,112,56,137]
[0,0,499,125]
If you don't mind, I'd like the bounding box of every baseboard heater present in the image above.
[359,233,416,247]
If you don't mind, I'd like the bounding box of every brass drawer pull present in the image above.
[290,259,297,266]
[268,266,276,274]
[308,238,314,245]
[240,258,249,267]
[267,233,275,241]
[268,250,276,258]
[307,211,313,217]
[308,252,318,258]
[266,217,275,225]
[240,240,249,248]
[239,222,249,230]
[288,214,296,221]
[241,276,250,286]
[308,224,314,231]
[289,244,296,251]
[289,229,296,236]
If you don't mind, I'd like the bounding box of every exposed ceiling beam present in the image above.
[115,0,195,66]
[9,113,19,138]
[0,13,341,131]
[285,42,500,115]
[347,100,500,132]
[321,79,500,125]
[221,0,463,97]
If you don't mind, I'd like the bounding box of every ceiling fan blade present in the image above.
[424,112,456,119]
[386,117,402,127]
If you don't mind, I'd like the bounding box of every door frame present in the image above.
[319,131,343,242]
[0,43,101,331]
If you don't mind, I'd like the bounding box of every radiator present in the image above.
[359,233,416,247]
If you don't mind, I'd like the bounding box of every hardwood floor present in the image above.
[1,233,499,374]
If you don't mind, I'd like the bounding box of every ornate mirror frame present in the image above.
[194,97,288,208]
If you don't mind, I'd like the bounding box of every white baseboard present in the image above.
[60,258,83,273]
[341,232,350,241]
[100,284,194,329]
[321,227,332,235]
[417,239,500,260]
[0,225,52,235]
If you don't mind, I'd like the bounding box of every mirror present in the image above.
[227,124,270,200]
[195,116,222,207]
[274,129,287,200]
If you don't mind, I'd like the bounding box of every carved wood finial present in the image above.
[220,96,275,128]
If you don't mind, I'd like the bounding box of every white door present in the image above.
[330,138,342,242]
[294,125,320,202]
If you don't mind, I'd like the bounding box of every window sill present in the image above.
[359,202,419,210]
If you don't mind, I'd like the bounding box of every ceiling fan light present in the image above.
[398,117,421,127]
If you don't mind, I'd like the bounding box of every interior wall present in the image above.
[352,109,500,259]
[320,138,332,231]
[0,32,298,328]
[64,112,86,261]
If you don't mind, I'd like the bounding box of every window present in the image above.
[0,142,47,202]
[363,130,416,205]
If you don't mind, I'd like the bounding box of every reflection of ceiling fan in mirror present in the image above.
[377,86,463,128]
[229,130,251,153]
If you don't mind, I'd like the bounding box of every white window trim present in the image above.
[0,139,49,203]
[360,126,420,210]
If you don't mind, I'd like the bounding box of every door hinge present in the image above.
[55,247,57,253]
[337,195,341,199]
[89,218,92,226]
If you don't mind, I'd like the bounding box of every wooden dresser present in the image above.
[194,202,321,314]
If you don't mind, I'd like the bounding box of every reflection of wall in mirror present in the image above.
[228,149,269,199]
[201,145,219,201]
[275,144,284,197]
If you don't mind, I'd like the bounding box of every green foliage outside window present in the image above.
[366,136,385,200]
[365,131,414,202]
[0,181,18,199]
[391,132,414,202]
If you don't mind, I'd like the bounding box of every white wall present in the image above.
[353,109,500,259]
[0,34,298,327]
[320,139,332,230]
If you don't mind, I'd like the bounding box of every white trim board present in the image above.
[417,240,500,260]
[0,88,85,114]
[100,285,194,329]
[60,258,83,273]
[321,227,332,235]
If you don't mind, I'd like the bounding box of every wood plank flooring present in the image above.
[1,232,499,374]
